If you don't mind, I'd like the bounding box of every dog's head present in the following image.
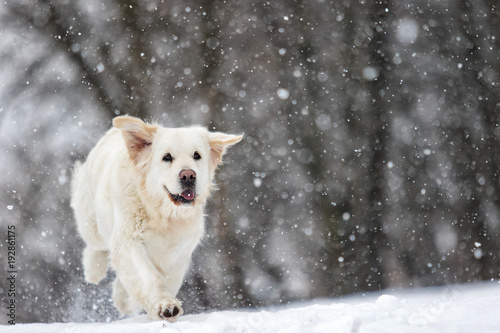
[113,116,242,216]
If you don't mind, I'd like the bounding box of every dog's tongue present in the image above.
[181,189,195,201]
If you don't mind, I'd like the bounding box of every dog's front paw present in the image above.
[154,298,184,321]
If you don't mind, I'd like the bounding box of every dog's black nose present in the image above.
[179,169,196,186]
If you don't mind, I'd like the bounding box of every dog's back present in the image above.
[71,128,124,250]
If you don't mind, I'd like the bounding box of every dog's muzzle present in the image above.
[164,169,197,205]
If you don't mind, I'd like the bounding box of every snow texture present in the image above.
[3,282,500,333]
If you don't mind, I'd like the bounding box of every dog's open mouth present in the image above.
[164,186,196,205]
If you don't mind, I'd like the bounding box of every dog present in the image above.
[70,116,242,321]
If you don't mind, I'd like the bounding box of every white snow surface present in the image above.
[3,282,500,333]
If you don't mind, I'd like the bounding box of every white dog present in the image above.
[71,116,242,321]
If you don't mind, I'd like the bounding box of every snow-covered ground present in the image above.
[3,282,500,333]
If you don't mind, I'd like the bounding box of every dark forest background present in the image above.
[1,0,499,323]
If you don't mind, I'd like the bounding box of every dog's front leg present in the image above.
[110,229,184,321]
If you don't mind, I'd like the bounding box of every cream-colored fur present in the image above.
[71,116,242,321]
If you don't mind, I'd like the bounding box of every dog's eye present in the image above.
[193,152,201,160]
[163,153,173,163]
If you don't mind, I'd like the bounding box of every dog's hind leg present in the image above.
[83,247,108,284]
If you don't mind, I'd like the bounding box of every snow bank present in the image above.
[3,282,500,333]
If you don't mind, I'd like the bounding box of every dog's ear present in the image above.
[113,116,157,168]
[207,132,243,173]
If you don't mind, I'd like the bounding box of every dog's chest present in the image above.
[143,219,203,269]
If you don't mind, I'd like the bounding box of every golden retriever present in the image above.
[71,116,242,321]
